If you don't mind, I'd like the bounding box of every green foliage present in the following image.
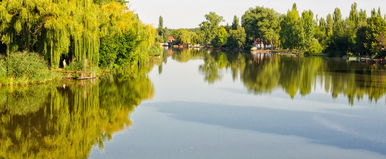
[314,18,327,45]
[94,0,128,5]
[280,3,305,50]
[227,27,247,49]
[231,16,240,30]
[99,32,138,68]
[64,60,85,71]
[199,12,224,45]
[242,6,281,47]
[157,16,167,42]
[172,29,198,45]
[355,11,386,57]
[0,0,158,74]
[0,52,57,84]
[0,58,6,82]
[301,10,315,46]
[211,27,228,47]
[305,39,323,55]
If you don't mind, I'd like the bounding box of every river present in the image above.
[1,49,385,159]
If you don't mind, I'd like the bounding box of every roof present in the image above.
[168,36,175,41]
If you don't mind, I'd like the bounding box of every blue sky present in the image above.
[130,0,386,29]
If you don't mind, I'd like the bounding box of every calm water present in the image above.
[1,49,386,159]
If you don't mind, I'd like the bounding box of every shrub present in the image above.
[1,52,57,84]
[64,60,85,71]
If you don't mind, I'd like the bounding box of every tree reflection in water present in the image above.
[0,65,155,159]
[167,49,386,105]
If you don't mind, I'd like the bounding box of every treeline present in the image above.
[0,0,159,84]
[158,3,386,57]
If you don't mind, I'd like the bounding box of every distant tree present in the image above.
[333,8,344,34]
[199,12,224,45]
[157,16,166,41]
[326,14,334,37]
[314,18,327,45]
[325,8,351,56]
[172,29,201,46]
[242,6,280,48]
[231,16,240,30]
[301,10,315,45]
[349,3,359,25]
[280,3,304,50]
[211,27,228,47]
[356,10,386,57]
[158,16,164,33]
[301,10,322,54]
[227,27,246,49]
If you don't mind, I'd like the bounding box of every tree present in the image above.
[231,16,240,30]
[242,6,280,48]
[211,27,228,47]
[301,10,323,54]
[325,8,351,56]
[199,12,224,45]
[314,18,327,45]
[326,14,334,37]
[157,16,166,41]
[301,10,315,45]
[172,29,198,46]
[349,3,359,26]
[333,8,344,34]
[227,26,246,49]
[280,3,304,50]
[0,0,158,70]
[356,10,386,57]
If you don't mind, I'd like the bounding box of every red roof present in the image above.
[168,36,175,41]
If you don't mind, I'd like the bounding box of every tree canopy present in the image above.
[0,0,158,71]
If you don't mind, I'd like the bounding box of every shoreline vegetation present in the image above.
[0,0,162,85]
[0,1,384,85]
[157,3,385,59]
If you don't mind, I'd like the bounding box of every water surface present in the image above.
[1,49,385,159]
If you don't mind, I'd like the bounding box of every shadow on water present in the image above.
[147,101,386,156]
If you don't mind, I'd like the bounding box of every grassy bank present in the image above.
[0,52,60,86]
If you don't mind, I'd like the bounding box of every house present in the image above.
[168,36,175,43]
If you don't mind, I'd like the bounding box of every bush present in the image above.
[64,60,84,71]
[1,52,57,84]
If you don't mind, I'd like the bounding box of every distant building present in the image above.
[168,36,175,43]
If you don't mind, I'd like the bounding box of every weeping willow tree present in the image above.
[0,0,158,70]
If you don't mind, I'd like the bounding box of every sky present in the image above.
[129,0,386,29]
